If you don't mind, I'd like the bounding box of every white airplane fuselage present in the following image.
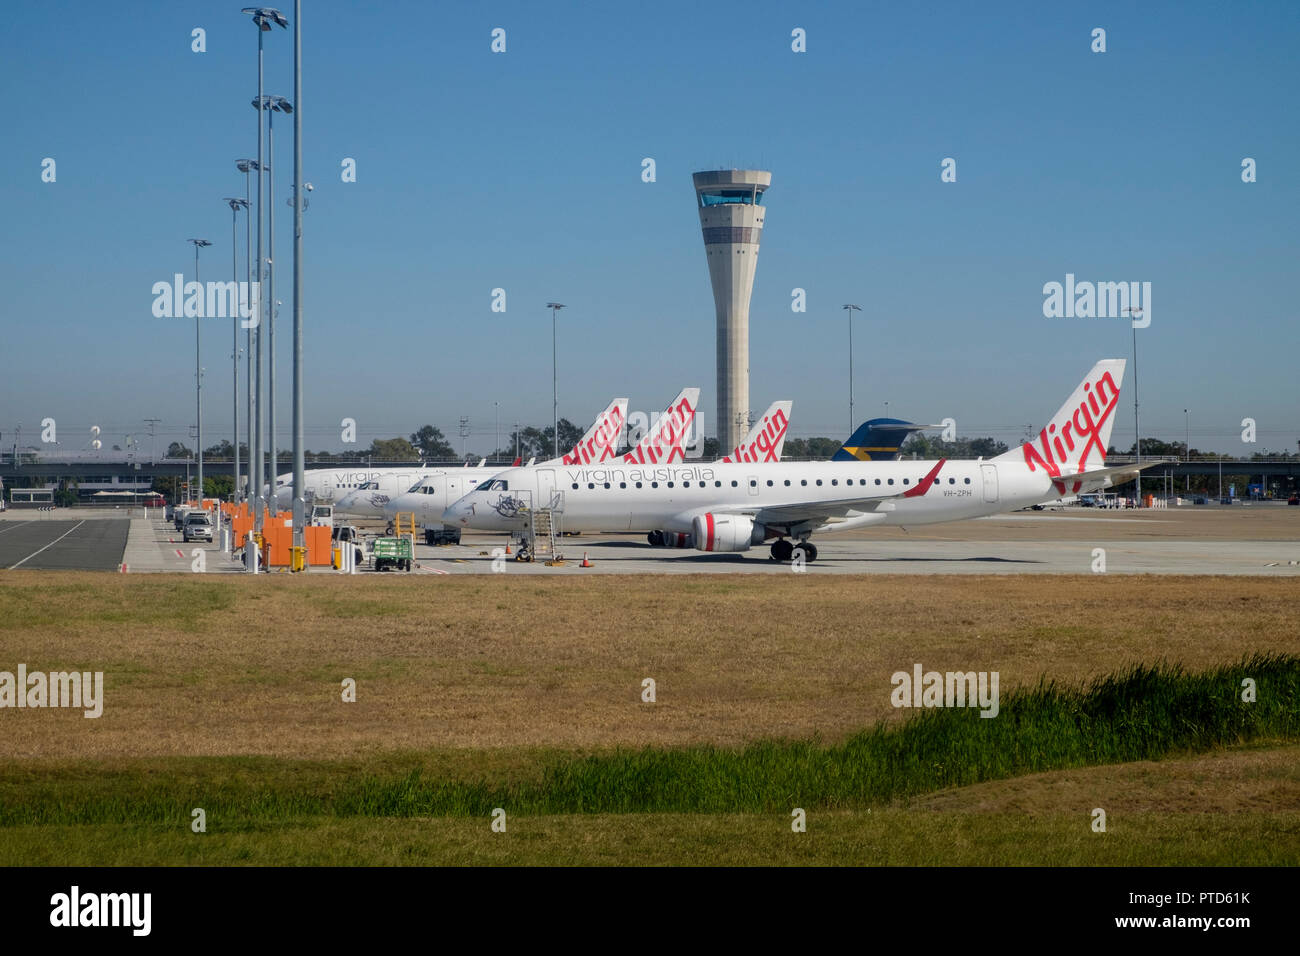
[268,467,434,514]
[444,458,1053,538]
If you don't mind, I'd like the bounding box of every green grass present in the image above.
[2,811,1296,867]
[1,655,1294,829]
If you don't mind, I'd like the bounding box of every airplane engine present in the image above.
[691,513,762,553]
[647,531,692,548]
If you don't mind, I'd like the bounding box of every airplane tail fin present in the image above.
[553,397,628,465]
[622,387,700,464]
[994,359,1126,484]
[719,401,792,463]
[833,419,935,461]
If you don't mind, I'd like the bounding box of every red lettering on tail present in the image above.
[721,407,789,464]
[1022,370,1119,490]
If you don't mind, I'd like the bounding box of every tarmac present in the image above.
[2,505,1297,576]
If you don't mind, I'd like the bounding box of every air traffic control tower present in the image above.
[693,169,771,454]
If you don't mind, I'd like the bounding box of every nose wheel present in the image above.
[770,539,817,563]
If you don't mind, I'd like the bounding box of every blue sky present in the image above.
[2,0,1296,456]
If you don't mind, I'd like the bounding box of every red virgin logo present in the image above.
[721,407,789,463]
[1022,370,1119,493]
[623,397,695,464]
[563,406,625,464]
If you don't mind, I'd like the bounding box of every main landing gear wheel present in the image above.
[770,539,794,562]
[791,541,818,563]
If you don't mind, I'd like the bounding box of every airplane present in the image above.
[382,389,699,543]
[331,397,630,519]
[331,460,484,519]
[266,463,437,511]
[443,359,1170,563]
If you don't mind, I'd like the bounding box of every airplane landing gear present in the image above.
[792,541,818,563]
[770,539,817,563]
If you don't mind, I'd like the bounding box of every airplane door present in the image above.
[747,475,760,497]
[981,464,999,503]
[537,469,556,508]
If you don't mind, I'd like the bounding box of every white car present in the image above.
[183,512,214,543]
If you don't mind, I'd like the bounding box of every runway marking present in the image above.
[0,521,36,536]
[8,520,87,569]
[175,549,185,558]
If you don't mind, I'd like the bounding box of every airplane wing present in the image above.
[699,460,946,531]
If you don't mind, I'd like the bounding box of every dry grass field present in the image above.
[0,572,1296,759]
[2,571,1297,865]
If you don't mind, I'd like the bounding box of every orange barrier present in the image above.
[258,521,332,567]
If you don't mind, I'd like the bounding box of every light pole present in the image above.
[291,0,306,553]
[243,5,287,537]
[494,402,499,463]
[843,304,862,434]
[188,239,212,503]
[255,94,293,494]
[1126,306,1143,505]
[144,419,161,466]
[547,302,565,458]
[225,198,249,502]
[236,159,259,506]
[1184,408,1190,495]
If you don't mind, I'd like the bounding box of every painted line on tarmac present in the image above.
[8,520,87,569]
[0,521,36,537]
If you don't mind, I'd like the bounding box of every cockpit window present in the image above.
[478,479,508,492]
[405,479,426,493]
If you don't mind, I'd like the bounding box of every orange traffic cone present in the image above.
[504,541,512,554]
[580,552,593,568]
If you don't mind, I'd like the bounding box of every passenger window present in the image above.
[619,482,626,489]
[784,479,790,486]
[636,482,643,488]
[715,481,721,487]
[903,479,910,485]
[801,479,807,486]
[888,479,894,485]
[831,479,838,486]
[572,483,579,489]
[731,480,738,487]
[651,481,659,488]
[766,480,773,486]
[603,483,610,489]
[875,479,882,485]
[816,479,822,486]
[964,478,971,484]
[588,483,595,489]
[667,481,674,488]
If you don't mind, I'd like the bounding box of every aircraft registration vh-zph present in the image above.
[443,359,1168,563]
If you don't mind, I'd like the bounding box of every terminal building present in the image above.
[693,169,771,454]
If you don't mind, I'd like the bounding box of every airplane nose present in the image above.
[383,498,403,518]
